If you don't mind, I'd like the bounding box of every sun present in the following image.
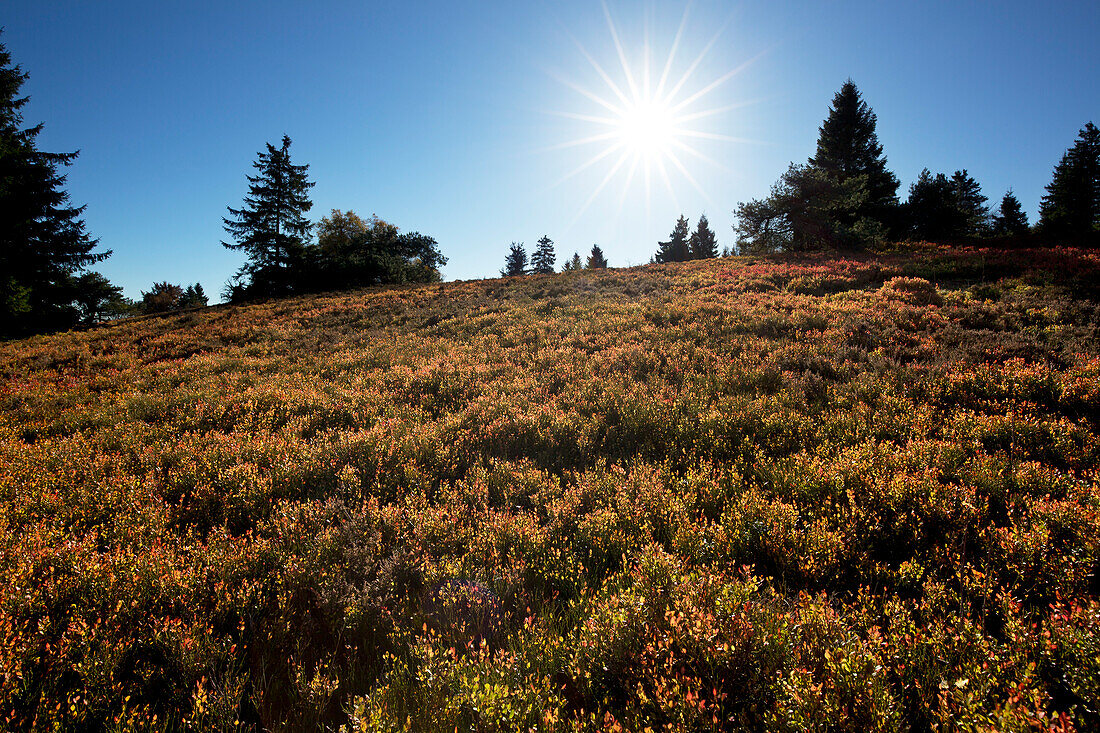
[546,2,760,223]
[617,97,676,158]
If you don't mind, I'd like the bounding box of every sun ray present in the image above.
[548,4,756,226]
[668,51,765,114]
[602,1,640,103]
[548,72,625,116]
[668,138,731,174]
[659,12,735,106]
[616,153,642,216]
[568,34,633,110]
[672,98,762,124]
[664,149,713,205]
[536,129,621,153]
[655,156,681,215]
[655,2,691,98]
[571,147,633,225]
[544,110,621,126]
[549,140,626,189]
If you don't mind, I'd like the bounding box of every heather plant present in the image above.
[1,246,1099,730]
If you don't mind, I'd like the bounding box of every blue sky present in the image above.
[6,1,1098,299]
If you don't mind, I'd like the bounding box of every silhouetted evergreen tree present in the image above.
[809,79,899,230]
[991,191,1029,236]
[501,242,528,276]
[655,216,691,262]
[562,252,583,272]
[734,81,897,252]
[688,215,719,259]
[906,169,961,240]
[0,34,109,338]
[586,244,608,269]
[178,284,208,309]
[531,235,556,274]
[222,135,315,299]
[951,169,990,236]
[1039,122,1100,239]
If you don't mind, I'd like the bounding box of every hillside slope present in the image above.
[2,246,1100,730]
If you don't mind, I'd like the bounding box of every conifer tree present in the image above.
[809,79,899,225]
[0,35,109,338]
[906,169,960,241]
[501,242,528,276]
[530,235,556,274]
[991,190,1029,236]
[222,135,315,298]
[655,216,691,263]
[688,215,719,259]
[562,252,583,272]
[951,170,990,236]
[179,284,208,309]
[1039,122,1100,238]
[586,244,608,269]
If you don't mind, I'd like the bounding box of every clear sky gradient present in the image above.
[6,1,1098,299]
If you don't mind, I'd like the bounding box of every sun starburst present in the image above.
[546,2,762,225]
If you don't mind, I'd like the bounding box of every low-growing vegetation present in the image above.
[2,245,1100,731]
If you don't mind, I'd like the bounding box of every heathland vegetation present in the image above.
[3,246,1100,729]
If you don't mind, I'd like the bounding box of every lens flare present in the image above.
[546,2,763,223]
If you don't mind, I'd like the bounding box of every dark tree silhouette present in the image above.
[906,169,961,240]
[586,244,608,269]
[141,282,185,314]
[222,135,315,299]
[0,35,109,338]
[991,191,1029,236]
[178,283,208,309]
[735,81,897,252]
[809,79,899,228]
[1039,122,1099,239]
[501,242,528,276]
[531,235,556,274]
[73,272,130,324]
[655,216,691,262]
[951,170,990,236]
[562,252,583,272]
[688,215,719,259]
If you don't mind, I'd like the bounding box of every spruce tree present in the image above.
[562,252,583,272]
[222,135,315,298]
[1039,122,1100,238]
[808,80,899,230]
[586,244,608,269]
[688,215,719,259]
[991,190,1029,236]
[655,216,691,263]
[501,242,528,276]
[0,35,109,338]
[950,170,990,236]
[906,169,959,241]
[530,235,556,274]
